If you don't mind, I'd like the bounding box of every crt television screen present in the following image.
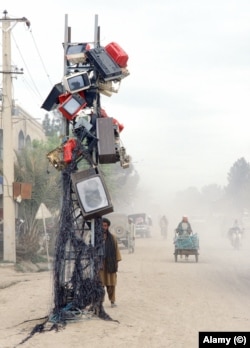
[66,43,90,55]
[68,75,86,92]
[76,176,109,212]
[64,72,91,93]
[62,97,82,115]
[67,44,86,55]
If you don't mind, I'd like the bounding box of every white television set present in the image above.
[71,168,113,220]
[63,71,91,94]
[58,93,87,121]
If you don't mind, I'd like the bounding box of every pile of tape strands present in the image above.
[18,142,115,346]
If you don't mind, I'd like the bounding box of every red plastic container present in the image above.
[105,42,129,68]
[63,138,77,163]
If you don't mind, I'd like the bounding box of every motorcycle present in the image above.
[228,227,243,249]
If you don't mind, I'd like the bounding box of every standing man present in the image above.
[99,217,122,308]
[159,215,168,239]
[127,217,135,253]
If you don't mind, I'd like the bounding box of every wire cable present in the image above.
[29,30,54,87]
[11,32,43,100]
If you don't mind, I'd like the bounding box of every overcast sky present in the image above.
[1,0,250,201]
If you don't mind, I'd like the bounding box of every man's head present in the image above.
[102,218,111,239]
[182,215,188,222]
[102,217,111,231]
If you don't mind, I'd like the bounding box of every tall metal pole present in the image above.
[63,14,69,136]
[0,11,30,262]
[91,14,99,247]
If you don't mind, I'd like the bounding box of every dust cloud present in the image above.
[1,183,250,347]
[114,181,250,285]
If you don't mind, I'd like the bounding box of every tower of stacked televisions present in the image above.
[41,16,130,324]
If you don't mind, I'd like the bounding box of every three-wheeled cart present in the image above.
[174,233,199,262]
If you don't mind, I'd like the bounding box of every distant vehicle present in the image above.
[227,225,243,250]
[127,213,152,238]
[103,212,129,248]
[174,231,199,262]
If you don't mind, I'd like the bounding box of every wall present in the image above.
[0,104,46,158]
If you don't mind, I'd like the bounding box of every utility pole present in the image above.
[0,10,30,262]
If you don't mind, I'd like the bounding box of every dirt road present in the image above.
[0,227,250,348]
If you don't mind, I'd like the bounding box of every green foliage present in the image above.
[42,113,62,137]
[15,139,61,213]
[226,157,250,193]
[14,137,61,259]
[13,133,140,258]
[100,161,140,208]
[225,157,250,212]
[30,254,48,264]
[172,157,250,218]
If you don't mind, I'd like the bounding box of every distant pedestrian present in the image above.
[127,217,135,253]
[159,215,168,239]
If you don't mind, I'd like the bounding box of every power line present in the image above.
[1,22,54,103]
[29,30,54,87]
[11,32,43,100]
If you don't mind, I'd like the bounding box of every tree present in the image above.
[14,138,61,259]
[100,159,140,210]
[225,157,250,213]
[42,112,63,137]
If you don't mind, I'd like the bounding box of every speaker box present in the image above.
[96,117,117,163]
[41,83,64,111]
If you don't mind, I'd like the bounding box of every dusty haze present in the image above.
[1,222,250,348]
